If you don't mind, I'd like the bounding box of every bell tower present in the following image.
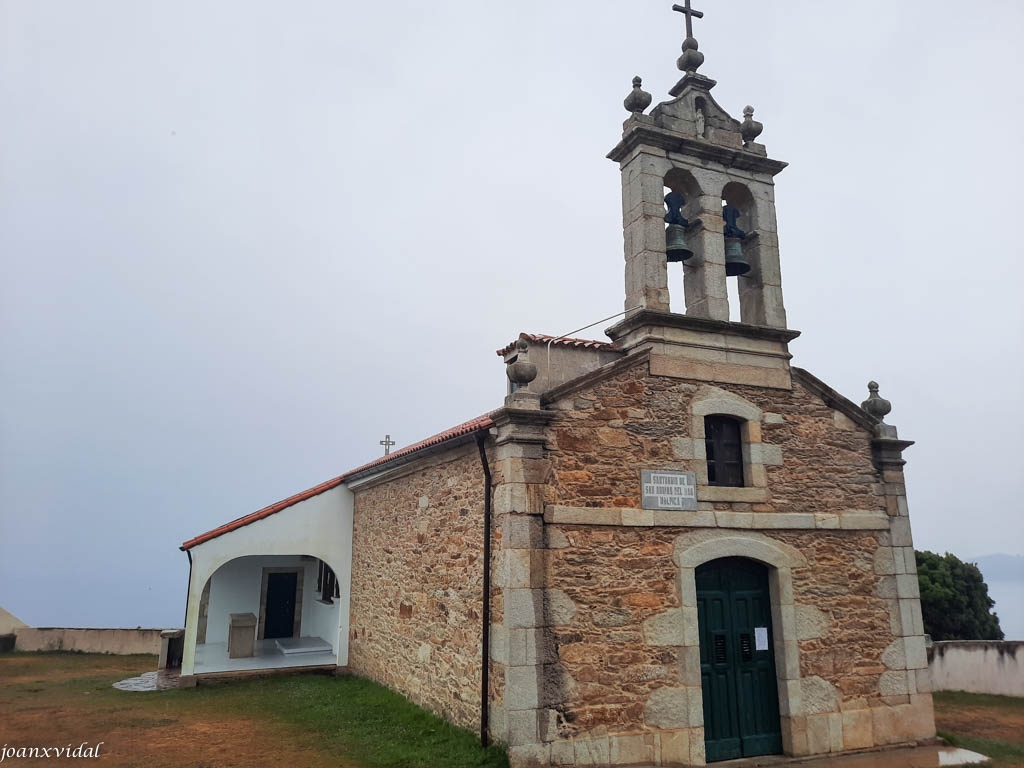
[609,2,789,329]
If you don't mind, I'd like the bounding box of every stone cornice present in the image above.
[607,123,788,176]
[606,310,802,345]
[870,436,916,470]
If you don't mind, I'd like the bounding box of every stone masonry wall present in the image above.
[546,525,680,735]
[549,363,883,516]
[348,447,489,729]
[531,359,933,763]
[546,527,895,729]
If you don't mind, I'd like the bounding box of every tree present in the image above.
[915,550,1004,641]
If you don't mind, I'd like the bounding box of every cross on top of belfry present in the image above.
[379,434,396,456]
[672,0,704,40]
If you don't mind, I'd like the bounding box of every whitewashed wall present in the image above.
[181,484,353,676]
[928,641,1024,697]
[305,586,341,652]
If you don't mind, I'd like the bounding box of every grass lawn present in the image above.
[934,690,1024,768]
[0,652,508,768]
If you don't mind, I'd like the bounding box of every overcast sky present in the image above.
[2,0,1022,630]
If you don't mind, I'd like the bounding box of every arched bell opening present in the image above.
[664,168,703,313]
[721,182,758,321]
[722,182,758,231]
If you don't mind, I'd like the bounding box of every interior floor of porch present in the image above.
[194,638,336,674]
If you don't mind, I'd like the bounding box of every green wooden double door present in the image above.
[696,557,783,763]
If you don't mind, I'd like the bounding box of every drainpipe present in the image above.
[476,432,493,748]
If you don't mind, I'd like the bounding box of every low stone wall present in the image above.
[13,628,165,655]
[928,641,1024,697]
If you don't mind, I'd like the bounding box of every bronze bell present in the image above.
[724,237,750,276]
[666,224,693,262]
[664,191,693,262]
[722,204,751,276]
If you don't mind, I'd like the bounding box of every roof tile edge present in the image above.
[180,412,496,551]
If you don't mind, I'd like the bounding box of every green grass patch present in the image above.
[193,674,509,768]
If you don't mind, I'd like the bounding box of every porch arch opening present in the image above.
[194,553,346,675]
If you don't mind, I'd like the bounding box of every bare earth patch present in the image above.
[934,691,1024,768]
[0,654,349,768]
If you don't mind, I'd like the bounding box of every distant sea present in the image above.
[988,581,1024,640]
[975,555,1024,641]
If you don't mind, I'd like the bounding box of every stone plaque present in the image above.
[641,470,697,511]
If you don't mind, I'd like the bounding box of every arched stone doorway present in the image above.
[674,531,806,764]
[696,557,782,762]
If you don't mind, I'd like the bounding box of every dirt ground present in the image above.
[933,691,1024,768]
[0,653,349,767]
[934,697,1024,743]
[3,654,1023,767]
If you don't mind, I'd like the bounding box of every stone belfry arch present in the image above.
[609,21,788,329]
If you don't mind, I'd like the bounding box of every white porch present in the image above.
[180,482,354,679]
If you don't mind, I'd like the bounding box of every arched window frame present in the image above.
[691,389,783,502]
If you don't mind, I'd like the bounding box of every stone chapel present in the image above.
[177,8,937,767]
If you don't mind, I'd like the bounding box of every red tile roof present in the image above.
[181,412,495,551]
[496,332,613,357]
[340,412,495,479]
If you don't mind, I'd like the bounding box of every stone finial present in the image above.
[862,381,913,467]
[861,381,891,422]
[862,381,900,439]
[741,105,764,146]
[677,37,705,74]
[623,76,653,115]
[506,338,538,389]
